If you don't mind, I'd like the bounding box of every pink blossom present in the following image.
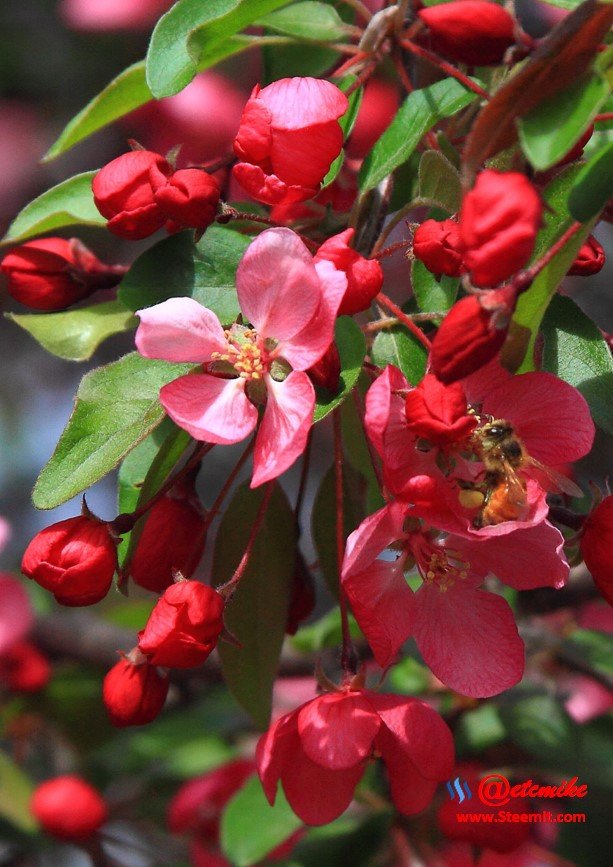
[0,573,33,657]
[59,0,171,31]
[136,229,346,486]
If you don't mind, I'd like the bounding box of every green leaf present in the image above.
[538,0,583,8]
[291,608,362,654]
[313,317,366,422]
[212,482,296,729]
[118,226,250,325]
[455,704,507,755]
[147,0,294,98]
[417,150,463,213]
[6,301,137,362]
[561,628,613,679]
[359,78,477,192]
[0,751,37,833]
[518,72,609,171]
[411,259,459,313]
[43,62,151,162]
[322,76,363,188]
[258,1,346,40]
[2,172,104,244]
[262,41,339,81]
[311,463,367,598]
[371,326,428,385]
[542,294,613,435]
[568,140,613,221]
[221,775,302,867]
[33,353,191,509]
[501,692,577,762]
[387,656,430,696]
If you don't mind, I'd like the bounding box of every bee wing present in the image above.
[500,463,528,505]
[525,457,583,498]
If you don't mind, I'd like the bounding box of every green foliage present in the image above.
[213,482,296,729]
[568,139,613,221]
[387,656,430,696]
[417,150,463,213]
[561,628,613,679]
[291,608,363,653]
[371,326,428,385]
[33,353,191,509]
[6,301,137,362]
[455,703,507,755]
[258,1,347,40]
[313,317,366,422]
[0,752,37,833]
[411,259,459,313]
[500,691,577,762]
[118,226,250,325]
[2,172,104,244]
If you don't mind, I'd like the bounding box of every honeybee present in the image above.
[468,417,582,527]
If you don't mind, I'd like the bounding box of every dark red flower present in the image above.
[413,219,464,278]
[568,235,605,276]
[138,580,225,668]
[31,776,108,841]
[102,653,169,727]
[150,165,220,230]
[346,77,399,160]
[21,515,118,607]
[580,495,613,606]
[417,1,516,66]
[460,170,542,287]
[314,228,383,315]
[233,77,348,206]
[0,641,51,693]
[307,341,341,393]
[404,373,477,447]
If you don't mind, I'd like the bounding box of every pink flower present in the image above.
[136,228,346,486]
[0,573,32,658]
[59,0,171,31]
[257,686,454,824]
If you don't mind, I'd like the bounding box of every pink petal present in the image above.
[0,573,33,656]
[414,583,524,698]
[160,374,257,444]
[297,692,380,770]
[342,501,407,580]
[135,297,227,363]
[281,748,363,826]
[462,358,512,405]
[256,710,299,804]
[236,228,320,340]
[480,371,595,465]
[259,78,348,130]
[364,364,409,458]
[232,163,314,206]
[251,372,315,487]
[279,259,347,371]
[375,726,439,815]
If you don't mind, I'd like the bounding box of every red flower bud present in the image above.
[568,235,605,276]
[413,219,464,278]
[0,641,51,693]
[93,150,170,239]
[102,653,169,727]
[150,165,220,230]
[138,580,224,668]
[460,170,542,288]
[559,124,594,166]
[417,1,516,66]
[404,373,476,447]
[21,515,118,607]
[129,489,207,594]
[233,77,348,206]
[580,495,613,606]
[1,238,123,310]
[314,229,383,315]
[307,341,341,393]
[31,776,108,841]
[430,291,513,384]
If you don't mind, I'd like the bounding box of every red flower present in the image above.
[150,165,220,231]
[460,170,542,287]
[580,495,613,606]
[1,238,123,310]
[31,776,108,841]
[346,77,399,160]
[138,580,225,668]
[257,687,454,825]
[417,1,516,66]
[102,653,169,727]
[93,149,170,239]
[568,235,605,276]
[413,219,464,278]
[21,515,118,607]
[0,641,51,693]
[314,228,383,315]
[404,373,477,448]
[129,487,207,594]
[233,77,348,206]
[307,341,341,393]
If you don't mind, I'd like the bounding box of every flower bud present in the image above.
[21,515,118,607]
[404,373,476,447]
[150,165,220,230]
[31,776,108,841]
[0,641,51,693]
[413,219,464,278]
[459,170,542,288]
[307,341,341,393]
[93,149,170,239]
[138,580,224,668]
[1,238,123,310]
[314,228,383,315]
[102,653,169,727]
[568,236,605,276]
[417,1,516,66]
[580,495,613,606]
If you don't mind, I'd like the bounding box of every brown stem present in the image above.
[217,481,275,598]
[514,222,584,290]
[202,438,255,532]
[295,429,313,530]
[376,291,432,351]
[333,409,358,675]
[399,38,491,101]
[371,239,411,260]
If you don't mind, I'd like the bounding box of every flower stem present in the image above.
[202,438,255,532]
[514,222,583,289]
[295,429,313,531]
[333,409,357,674]
[399,38,491,101]
[371,239,411,260]
[218,481,275,598]
[376,291,432,351]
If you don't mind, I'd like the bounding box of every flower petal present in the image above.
[259,77,348,130]
[297,692,380,770]
[251,372,314,487]
[161,374,257,444]
[136,297,227,362]
[375,726,439,814]
[0,574,33,656]
[281,750,363,826]
[256,710,299,804]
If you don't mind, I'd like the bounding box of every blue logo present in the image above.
[446,777,472,803]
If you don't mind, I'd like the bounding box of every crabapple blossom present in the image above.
[412,219,464,278]
[257,685,454,824]
[31,776,108,841]
[568,235,606,276]
[417,1,517,66]
[103,653,169,727]
[580,495,613,606]
[0,641,51,693]
[314,228,384,315]
[136,228,346,487]
[0,573,32,656]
